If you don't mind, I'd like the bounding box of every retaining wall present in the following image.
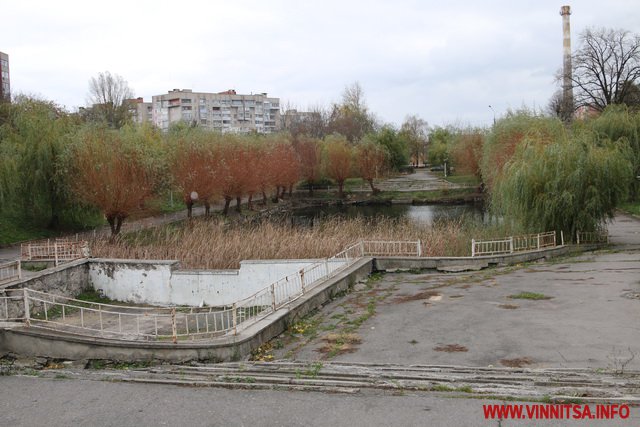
[89,259,341,307]
[0,259,89,319]
[0,258,374,362]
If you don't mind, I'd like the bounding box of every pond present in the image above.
[292,203,486,226]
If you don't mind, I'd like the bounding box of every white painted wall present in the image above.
[88,258,343,307]
[89,260,176,306]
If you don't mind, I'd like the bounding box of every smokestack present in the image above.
[560,5,573,112]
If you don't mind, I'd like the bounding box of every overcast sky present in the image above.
[2,0,639,128]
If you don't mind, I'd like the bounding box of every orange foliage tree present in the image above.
[69,129,157,235]
[295,136,322,195]
[272,140,300,199]
[322,135,353,198]
[169,134,220,217]
[449,130,484,179]
[355,140,388,193]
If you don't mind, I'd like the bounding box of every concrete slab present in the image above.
[276,247,640,371]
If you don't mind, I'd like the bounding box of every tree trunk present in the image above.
[367,179,380,194]
[338,181,345,198]
[107,214,124,236]
[235,197,242,213]
[186,200,194,218]
[222,197,232,216]
[261,190,268,206]
[288,184,293,197]
[248,194,254,211]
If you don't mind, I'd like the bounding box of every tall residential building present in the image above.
[151,89,280,133]
[0,52,10,101]
[127,97,153,124]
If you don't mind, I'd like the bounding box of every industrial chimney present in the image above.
[560,5,573,115]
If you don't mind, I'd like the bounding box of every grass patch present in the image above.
[374,187,478,202]
[432,384,473,393]
[508,292,552,300]
[21,262,49,272]
[441,174,481,186]
[619,202,640,216]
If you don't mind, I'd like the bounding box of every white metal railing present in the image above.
[361,240,422,257]
[472,231,557,257]
[21,239,90,266]
[9,240,421,341]
[0,292,24,321]
[576,230,609,245]
[0,260,21,285]
[23,288,235,341]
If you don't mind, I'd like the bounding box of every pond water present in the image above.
[292,203,486,226]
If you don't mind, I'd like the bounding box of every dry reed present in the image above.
[90,216,507,270]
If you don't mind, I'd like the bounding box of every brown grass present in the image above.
[91,216,491,269]
[392,290,441,303]
[434,344,468,353]
[498,304,520,309]
[500,357,533,367]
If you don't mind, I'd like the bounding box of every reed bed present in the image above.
[90,216,514,270]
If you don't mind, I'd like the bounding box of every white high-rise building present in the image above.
[151,89,280,133]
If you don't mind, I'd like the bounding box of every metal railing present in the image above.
[577,230,609,245]
[7,240,422,341]
[361,240,422,257]
[23,288,235,341]
[21,239,90,266]
[0,260,21,285]
[472,231,557,257]
[0,291,24,321]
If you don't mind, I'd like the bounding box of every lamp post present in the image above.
[488,105,496,125]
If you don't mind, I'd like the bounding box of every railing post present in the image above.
[537,234,540,250]
[509,236,514,253]
[576,231,580,245]
[17,260,22,280]
[23,288,30,326]
[232,303,237,335]
[270,283,276,310]
[417,240,422,257]
[359,241,365,257]
[471,239,475,257]
[299,269,306,293]
[560,231,564,246]
[171,307,177,344]
[54,242,59,267]
[324,259,329,277]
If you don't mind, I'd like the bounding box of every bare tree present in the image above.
[400,115,429,167]
[87,71,135,128]
[572,28,640,111]
[328,82,377,143]
[547,89,574,122]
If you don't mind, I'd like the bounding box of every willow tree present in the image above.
[168,130,221,217]
[322,135,353,198]
[68,128,157,235]
[0,96,82,229]
[493,132,632,239]
[481,111,565,191]
[355,139,388,193]
[586,105,640,199]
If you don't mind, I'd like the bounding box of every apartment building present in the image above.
[0,52,10,101]
[127,97,153,124]
[151,89,280,133]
